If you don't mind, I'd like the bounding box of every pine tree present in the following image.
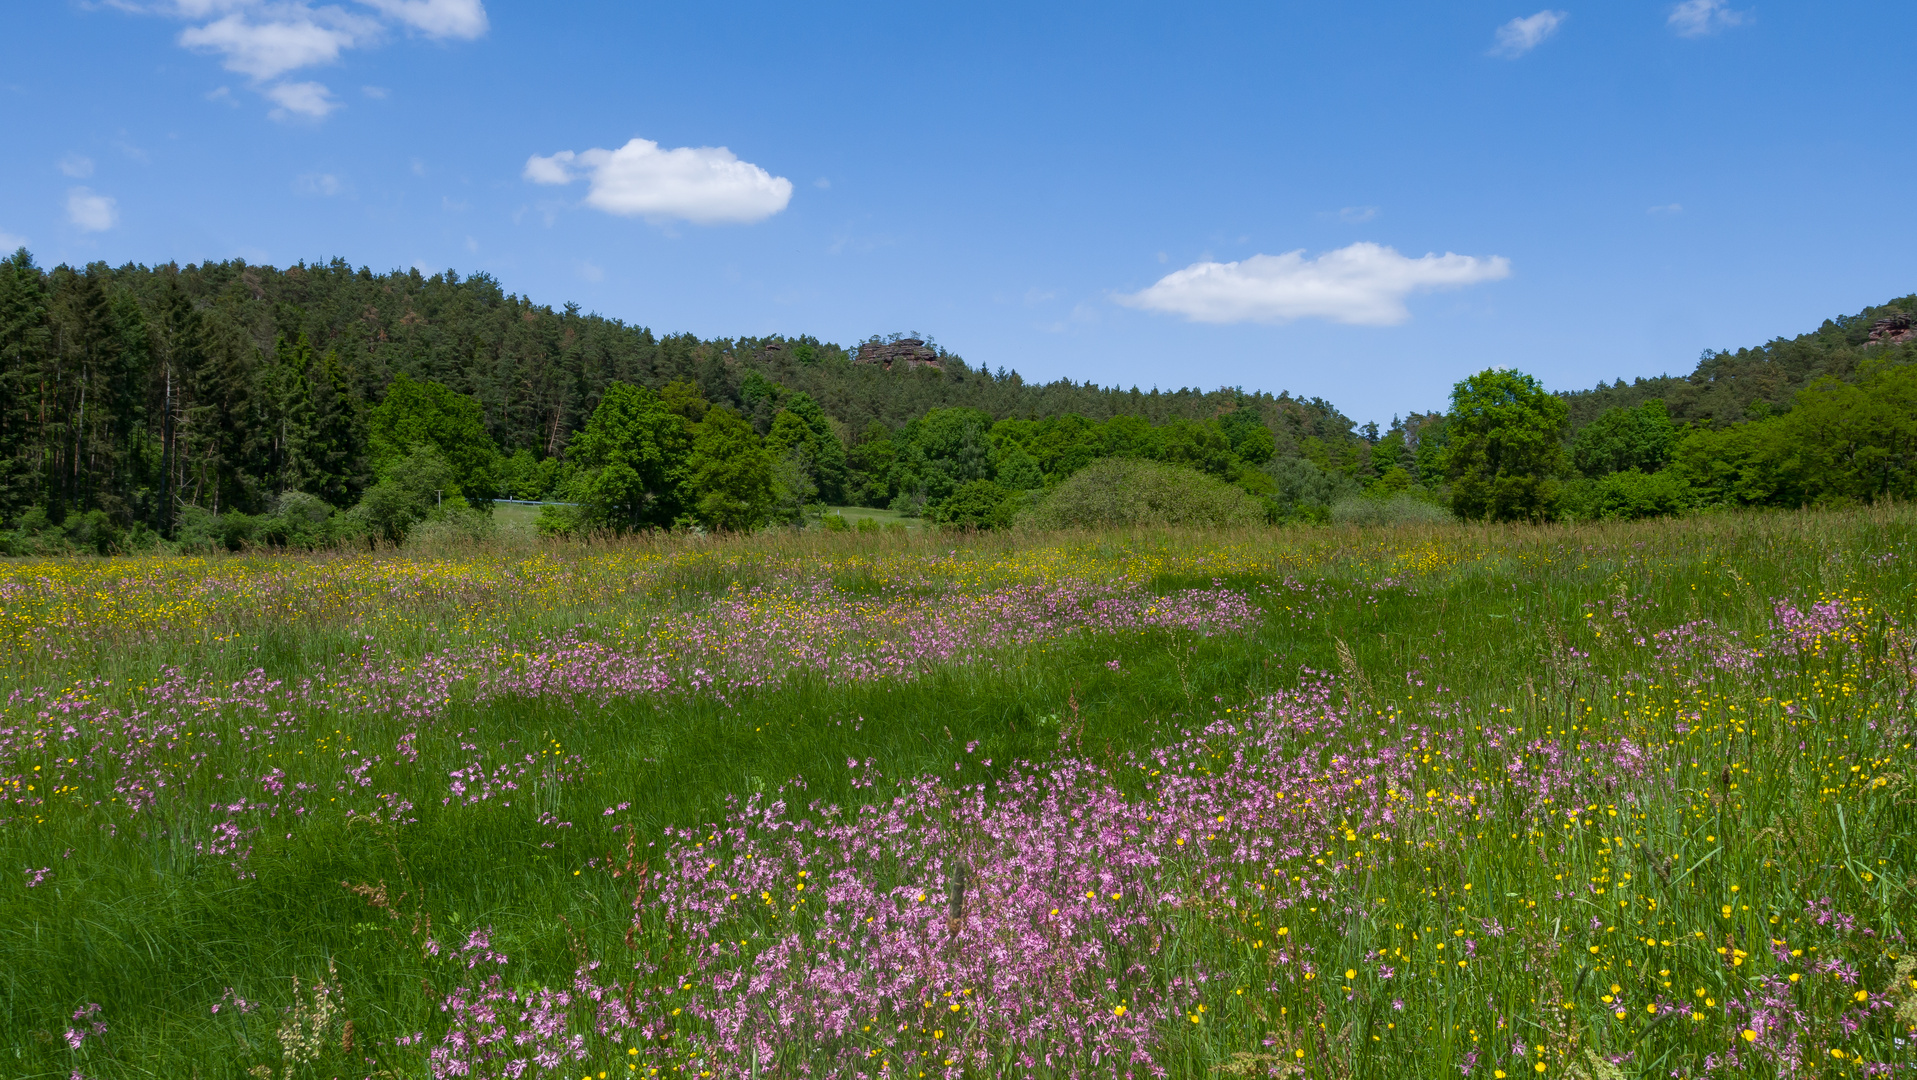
[0,249,50,520]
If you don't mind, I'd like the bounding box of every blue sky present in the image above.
[3,1,1912,426]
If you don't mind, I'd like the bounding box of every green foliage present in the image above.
[1020,458,1266,528]
[1262,456,1361,523]
[564,382,689,532]
[1441,368,1568,522]
[991,441,1043,490]
[1559,468,1695,521]
[255,490,341,549]
[1572,399,1676,477]
[1328,492,1453,526]
[685,406,773,532]
[1369,428,1411,478]
[1216,406,1276,465]
[1670,363,1917,510]
[845,422,900,507]
[368,374,497,506]
[8,245,1907,547]
[1157,417,1240,478]
[770,393,847,504]
[930,479,1021,529]
[348,444,462,545]
[0,251,1364,541]
[497,447,563,501]
[901,407,994,502]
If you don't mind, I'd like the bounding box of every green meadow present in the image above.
[2,510,1913,1079]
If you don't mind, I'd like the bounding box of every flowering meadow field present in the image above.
[3,512,1915,1080]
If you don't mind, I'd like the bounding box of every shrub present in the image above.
[1261,456,1360,521]
[256,491,338,550]
[1559,468,1694,521]
[175,506,259,552]
[1329,493,1454,526]
[406,506,500,551]
[1020,458,1266,529]
[348,445,462,545]
[930,480,1021,530]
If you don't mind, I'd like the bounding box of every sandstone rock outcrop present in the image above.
[1868,311,1914,345]
[854,338,942,370]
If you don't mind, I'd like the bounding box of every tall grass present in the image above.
[1,509,1913,1078]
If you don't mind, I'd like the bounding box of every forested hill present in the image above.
[1562,295,1917,428]
[0,250,1361,532]
[4,246,1914,550]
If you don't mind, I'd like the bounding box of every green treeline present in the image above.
[1,245,1912,549]
[0,250,1374,550]
[1417,296,1917,523]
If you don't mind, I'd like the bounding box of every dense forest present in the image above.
[0,247,1912,551]
[0,250,1378,549]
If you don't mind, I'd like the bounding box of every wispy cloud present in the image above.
[265,80,338,120]
[178,8,377,80]
[58,154,95,178]
[525,138,794,225]
[1320,205,1379,224]
[66,188,119,232]
[357,0,487,38]
[294,171,344,196]
[1491,10,1568,57]
[111,1,488,120]
[1669,0,1748,37]
[1647,203,1683,215]
[0,230,29,251]
[1117,241,1510,326]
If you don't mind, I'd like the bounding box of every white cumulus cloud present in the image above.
[1117,242,1510,326]
[1669,0,1747,37]
[525,138,794,225]
[266,80,339,119]
[67,188,120,232]
[1491,10,1567,56]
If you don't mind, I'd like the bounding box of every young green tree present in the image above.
[845,422,899,508]
[767,392,846,503]
[685,406,772,531]
[1440,368,1568,522]
[901,407,994,502]
[349,443,457,545]
[564,381,690,531]
[368,374,498,506]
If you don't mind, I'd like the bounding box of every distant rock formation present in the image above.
[855,338,942,370]
[1868,311,1914,345]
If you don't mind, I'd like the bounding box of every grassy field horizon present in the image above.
[3,510,1913,1079]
